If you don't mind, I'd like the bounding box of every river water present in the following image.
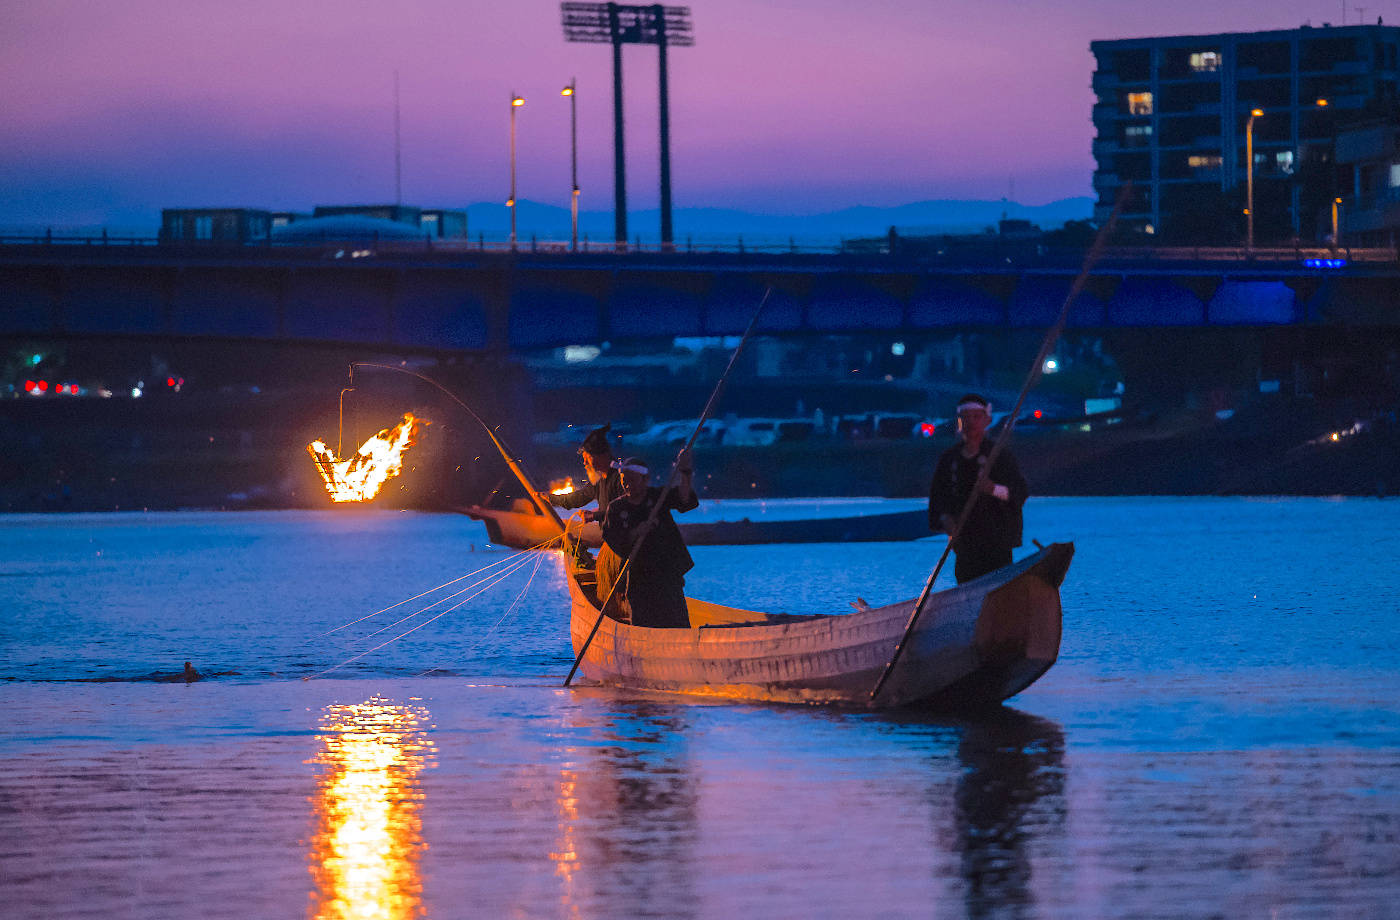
[3,498,1398,919]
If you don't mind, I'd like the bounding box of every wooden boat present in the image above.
[567,541,1073,708]
[460,499,930,548]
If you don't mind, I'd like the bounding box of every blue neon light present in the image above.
[1302,258,1347,268]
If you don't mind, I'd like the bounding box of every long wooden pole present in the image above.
[868,199,1126,703]
[564,287,772,686]
[349,362,565,530]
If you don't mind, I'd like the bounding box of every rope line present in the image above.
[304,552,545,680]
[310,530,562,641]
[354,552,538,642]
[417,548,551,677]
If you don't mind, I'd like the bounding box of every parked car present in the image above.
[633,419,726,448]
[723,418,817,446]
[834,413,927,440]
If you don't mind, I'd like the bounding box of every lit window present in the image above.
[1275,150,1295,173]
[1190,51,1221,72]
[1127,91,1153,115]
[1188,154,1223,170]
[1124,124,1153,146]
[194,216,213,239]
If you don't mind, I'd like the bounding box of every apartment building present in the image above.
[1091,23,1400,243]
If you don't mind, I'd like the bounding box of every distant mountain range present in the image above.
[468,198,1094,245]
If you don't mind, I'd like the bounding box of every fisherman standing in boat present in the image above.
[539,424,625,596]
[928,393,1029,583]
[601,452,699,628]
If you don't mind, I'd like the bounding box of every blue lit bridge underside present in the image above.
[2,247,1398,352]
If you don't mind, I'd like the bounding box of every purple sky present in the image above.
[1,0,1387,228]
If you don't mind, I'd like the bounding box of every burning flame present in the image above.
[308,413,428,503]
[550,477,576,496]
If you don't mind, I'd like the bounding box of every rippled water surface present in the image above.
[3,498,1399,918]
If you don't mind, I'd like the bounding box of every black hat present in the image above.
[579,424,614,457]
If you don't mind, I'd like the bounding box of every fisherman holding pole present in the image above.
[599,451,699,628]
[928,393,1029,583]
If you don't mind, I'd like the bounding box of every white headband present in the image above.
[611,459,649,474]
[957,401,990,414]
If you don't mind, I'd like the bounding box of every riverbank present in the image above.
[1,390,1394,511]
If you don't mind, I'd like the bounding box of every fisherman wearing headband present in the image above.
[600,449,699,628]
[927,392,1028,583]
[539,423,625,599]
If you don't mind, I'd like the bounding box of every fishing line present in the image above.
[310,546,545,639]
[417,548,551,677]
[355,552,539,642]
[318,531,561,646]
[304,553,547,680]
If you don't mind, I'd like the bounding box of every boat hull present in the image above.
[568,542,1072,709]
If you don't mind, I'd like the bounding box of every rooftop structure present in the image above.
[161,204,467,242]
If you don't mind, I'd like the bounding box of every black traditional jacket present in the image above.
[927,440,1028,552]
[601,486,700,582]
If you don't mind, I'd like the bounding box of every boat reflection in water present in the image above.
[550,699,700,919]
[309,697,436,920]
[951,709,1066,918]
[543,698,1063,917]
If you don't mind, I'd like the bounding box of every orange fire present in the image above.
[308,412,428,503]
[549,477,576,496]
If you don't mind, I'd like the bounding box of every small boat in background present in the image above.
[567,541,1074,708]
[458,498,930,548]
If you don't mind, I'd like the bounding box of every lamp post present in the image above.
[562,79,579,250]
[1292,98,1329,238]
[1332,196,1343,248]
[509,94,524,249]
[1246,107,1263,251]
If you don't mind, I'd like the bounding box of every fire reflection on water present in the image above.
[550,769,583,919]
[309,697,436,920]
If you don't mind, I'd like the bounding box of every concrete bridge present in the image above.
[2,240,1398,352]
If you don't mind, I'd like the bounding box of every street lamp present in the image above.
[1332,196,1343,247]
[1246,108,1263,251]
[509,94,524,248]
[562,79,579,250]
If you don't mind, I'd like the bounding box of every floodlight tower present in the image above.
[561,2,694,250]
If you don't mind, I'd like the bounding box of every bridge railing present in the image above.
[1098,245,1397,264]
[0,231,159,247]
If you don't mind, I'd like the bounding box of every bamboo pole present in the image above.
[563,287,773,687]
[868,196,1127,703]
[348,362,565,530]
